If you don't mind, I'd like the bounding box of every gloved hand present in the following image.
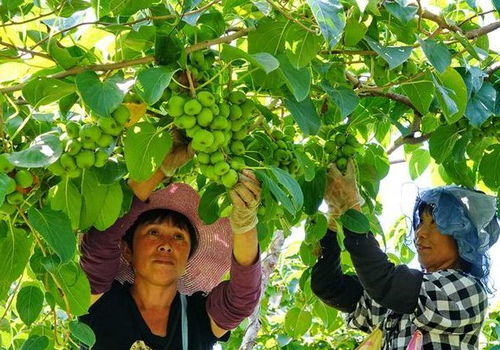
[229,170,261,234]
[325,159,364,230]
[160,128,195,176]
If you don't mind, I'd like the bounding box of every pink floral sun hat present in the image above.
[114,183,233,295]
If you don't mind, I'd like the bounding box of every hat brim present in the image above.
[115,183,233,295]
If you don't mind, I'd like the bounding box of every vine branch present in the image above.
[0,40,52,60]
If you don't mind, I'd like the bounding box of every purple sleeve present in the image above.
[79,224,126,294]
[205,253,262,330]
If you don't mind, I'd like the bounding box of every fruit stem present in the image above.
[185,70,197,97]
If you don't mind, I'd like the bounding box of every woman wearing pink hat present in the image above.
[79,138,262,350]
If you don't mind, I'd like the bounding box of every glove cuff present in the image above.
[229,216,258,235]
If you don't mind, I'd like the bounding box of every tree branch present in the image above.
[465,20,500,39]
[266,0,318,34]
[0,40,52,60]
[387,134,431,155]
[0,29,251,94]
[360,90,421,116]
[323,49,377,56]
[420,9,463,33]
[486,61,500,78]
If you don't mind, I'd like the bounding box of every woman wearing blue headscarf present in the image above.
[311,161,500,349]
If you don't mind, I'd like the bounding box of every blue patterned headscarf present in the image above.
[412,186,500,279]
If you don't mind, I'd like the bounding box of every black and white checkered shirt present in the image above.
[346,270,488,349]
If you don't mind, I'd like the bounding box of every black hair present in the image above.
[123,209,198,258]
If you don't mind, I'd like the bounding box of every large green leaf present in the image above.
[135,67,176,105]
[0,224,33,300]
[320,81,359,117]
[49,262,91,316]
[22,78,75,108]
[16,285,44,326]
[27,206,75,263]
[433,68,467,124]
[301,168,327,215]
[428,125,460,164]
[365,37,413,69]
[417,38,451,73]
[248,17,291,55]
[220,45,279,74]
[285,23,323,69]
[19,335,49,350]
[479,145,500,190]
[341,209,370,233]
[198,183,226,225]
[442,159,475,189]
[306,0,345,48]
[124,123,172,182]
[284,96,320,136]
[49,178,82,230]
[8,133,62,168]
[75,71,125,117]
[69,321,96,348]
[465,82,496,128]
[304,213,328,244]
[408,148,430,180]
[256,167,303,216]
[384,1,417,23]
[295,148,315,182]
[285,307,312,337]
[270,166,304,212]
[401,79,435,115]
[278,55,311,102]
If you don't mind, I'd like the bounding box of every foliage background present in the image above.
[0,0,499,348]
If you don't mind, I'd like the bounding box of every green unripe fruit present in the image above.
[0,154,14,174]
[197,91,215,107]
[210,104,220,116]
[66,121,80,138]
[205,143,219,154]
[184,99,202,116]
[186,125,202,138]
[15,170,33,188]
[221,169,238,188]
[283,125,295,138]
[324,140,336,153]
[232,129,247,141]
[197,108,214,127]
[80,124,102,143]
[98,117,123,136]
[190,66,201,80]
[346,134,359,147]
[224,131,232,144]
[197,152,211,165]
[190,50,205,68]
[210,116,229,130]
[76,150,95,169]
[277,140,287,149]
[210,151,225,164]
[191,130,215,151]
[203,165,216,181]
[174,115,197,129]
[82,141,96,150]
[65,139,82,156]
[60,154,77,171]
[112,104,131,125]
[94,149,108,168]
[167,95,186,118]
[229,105,242,120]
[6,192,23,206]
[230,157,245,171]
[4,176,16,194]
[228,91,246,105]
[230,119,246,132]
[271,130,284,140]
[230,141,245,155]
[213,161,230,176]
[96,134,114,148]
[48,161,65,176]
[219,103,230,118]
[0,202,15,215]
[341,144,356,157]
[240,100,255,118]
[213,131,226,146]
[66,168,82,178]
[336,157,347,170]
[274,149,289,162]
[334,134,346,146]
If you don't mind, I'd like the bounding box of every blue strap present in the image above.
[180,294,188,350]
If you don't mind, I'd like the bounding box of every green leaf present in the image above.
[22,78,76,108]
[16,285,44,326]
[49,178,82,230]
[0,224,33,300]
[19,335,49,350]
[313,300,338,329]
[248,17,291,55]
[320,81,359,117]
[198,182,226,225]
[124,122,172,181]
[344,15,368,46]
[28,206,75,263]
[304,213,328,244]
[408,148,430,180]
[8,133,62,168]
[299,241,316,266]
[285,24,323,68]
[69,321,96,348]
[365,37,413,69]
[284,96,320,136]
[306,0,345,48]
[433,68,467,124]
[49,262,91,316]
[135,67,176,105]
[256,168,303,216]
[417,38,451,73]
[76,71,125,117]
[0,173,12,206]
[301,168,326,215]
[278,55,311,102]
[384,1,417,23]
[465,82,496,128]
[401,79,435,115]
[341,209,370,233]
[479,145,500,190]
[442,158,475,188]
[429,125,460,164]
[295,148,315,182]
[269,166,304,212]
[285,307,312,337]
[493,0,500,12]
[220,45,279,74]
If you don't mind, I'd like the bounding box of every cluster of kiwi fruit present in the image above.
[0,154,36,208]
[323,131,361,171]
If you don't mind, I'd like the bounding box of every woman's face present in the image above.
[414,210,460,272]
[124,219,191,286]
